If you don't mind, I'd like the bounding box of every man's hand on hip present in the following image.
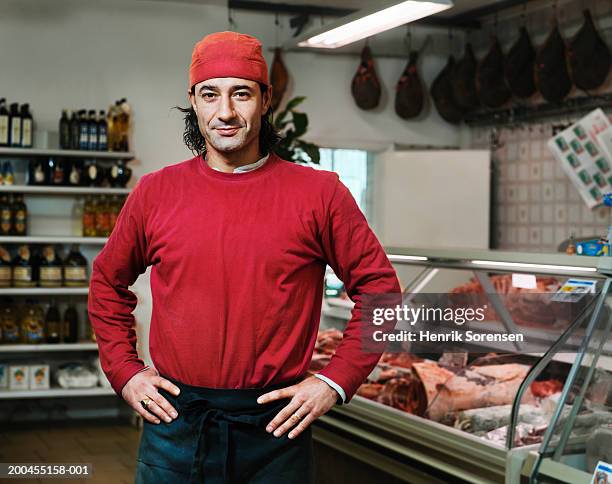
[257,376,338,440]
[121,368,181,425]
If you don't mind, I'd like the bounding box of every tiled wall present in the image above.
[471,118,612,253]
[466,0,612,253]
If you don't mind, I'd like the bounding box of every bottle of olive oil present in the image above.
[20,104,33,148]
[0,195,12,236]
[1,303,20,343]
[0,98,9,147]
[62,303,79,343]
[63,244,88,287]
[11,194,27,236]
[59,109,70,149]
[39,245,63,288]
[82,196,97,237]
[45,301,61,344]
[12,245,35,287]
[0,246,12,288]
[8,103,21,148]
[21,300,45,344]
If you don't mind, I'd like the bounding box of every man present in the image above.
[88,31,400,483]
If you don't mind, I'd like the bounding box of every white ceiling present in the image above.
[233,0,495,18]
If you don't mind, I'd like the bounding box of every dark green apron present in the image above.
[135,374,314,484]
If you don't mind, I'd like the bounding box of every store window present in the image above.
[308,148,372,218]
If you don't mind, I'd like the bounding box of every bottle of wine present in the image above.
[20,104,33,148]
[69,110,80,150]
[45,301,61,344]
[78,110,89,150]
[11,194,27,236]
[12,245,35,287]
[88,109,98,151]
[59,109,70,149]
[0,98,9,147]
[0,246,12,288]
[98,110,108,151]
[62,303,79,343]
[0,195,12,236]
[8,103,21,148]
[63,244,88,287]
[39,245,63,288]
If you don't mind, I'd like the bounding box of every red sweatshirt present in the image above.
[88,152,400,401]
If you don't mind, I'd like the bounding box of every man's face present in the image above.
[189,77,271,154]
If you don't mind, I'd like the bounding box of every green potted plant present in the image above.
[273,96,320,164]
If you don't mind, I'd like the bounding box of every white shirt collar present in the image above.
[209,153,270,173]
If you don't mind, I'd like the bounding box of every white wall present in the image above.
[0,0,462,179]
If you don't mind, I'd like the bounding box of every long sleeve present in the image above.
[88,175,151,396]
[317,175,401,402]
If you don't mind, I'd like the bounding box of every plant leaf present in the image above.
[285,96,306,111]
[292,112,308,138]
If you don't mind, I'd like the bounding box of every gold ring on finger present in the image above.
[141,397,152,410]
[291,413,301,422]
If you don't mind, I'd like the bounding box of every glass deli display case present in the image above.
[313,247,612,484]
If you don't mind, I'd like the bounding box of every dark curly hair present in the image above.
[175,83,281,157]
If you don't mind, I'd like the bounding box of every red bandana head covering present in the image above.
[189,31,269,90]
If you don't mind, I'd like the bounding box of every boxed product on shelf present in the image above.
[9,364,29,390]
[0,363,7,388]
[29,364,50,390]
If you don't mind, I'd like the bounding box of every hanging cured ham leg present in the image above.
[505,27,536,98]
[351,45,382,110]
[395,51,425,119]
[535,20,572,103]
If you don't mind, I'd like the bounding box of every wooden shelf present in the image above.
[0,147,134,160]
[0,236,107,244]
[0,185,130,195]
[0,343,97,353]
[0,387,115,399]
[0,287,88,295]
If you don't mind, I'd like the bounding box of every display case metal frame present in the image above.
[315,247,611,484]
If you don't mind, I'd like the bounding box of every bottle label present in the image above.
[69,167,80,185]
[0,115,8,144]
[0,266,10,281]
[1,209,11,233]
[34,165,45,183]
[22,119,32,146]
[13,266,32,281]
[25,322,44,343]
[65,267,87,281]
[11,120,21,146]
[15,210,26,234]
[40,267,62,281]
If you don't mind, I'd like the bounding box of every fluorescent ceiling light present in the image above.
[298,0,453,49]
[471,260,597,273]
[388,255,429,261]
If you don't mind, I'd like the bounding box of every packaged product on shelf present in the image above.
[8,103,21,148]
[28,159,46,185]
[69,111,79,150]
[82,196,96,236]
[72,197,84,236]
[11,194,27,236]
[87,110,98,151]
[2,160,15,185]
[12,245,35,287]
[84,159,103,186]
[67,159,83,186]
[0,195,11,235]
[108,160,132,187]
[56,362,98,389]
[0,363,7,388]
[45,302,61,344]
[78,109,88,150]
[63,244,88,287]
[0,245,11,287]
[92,357,112,388]
[39,245,63,288]
[20,104,33,148]
[95,195,111,236]
[29,364,50,390]
[59,109,70,149]
[51,158,66,185]
[9,365,29,390]
[109,195,122,231]
[0,305,19,343]
[98,110,108,151]
[0,98,9,147]
[21,302,45,344]
[62,304,79,343]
